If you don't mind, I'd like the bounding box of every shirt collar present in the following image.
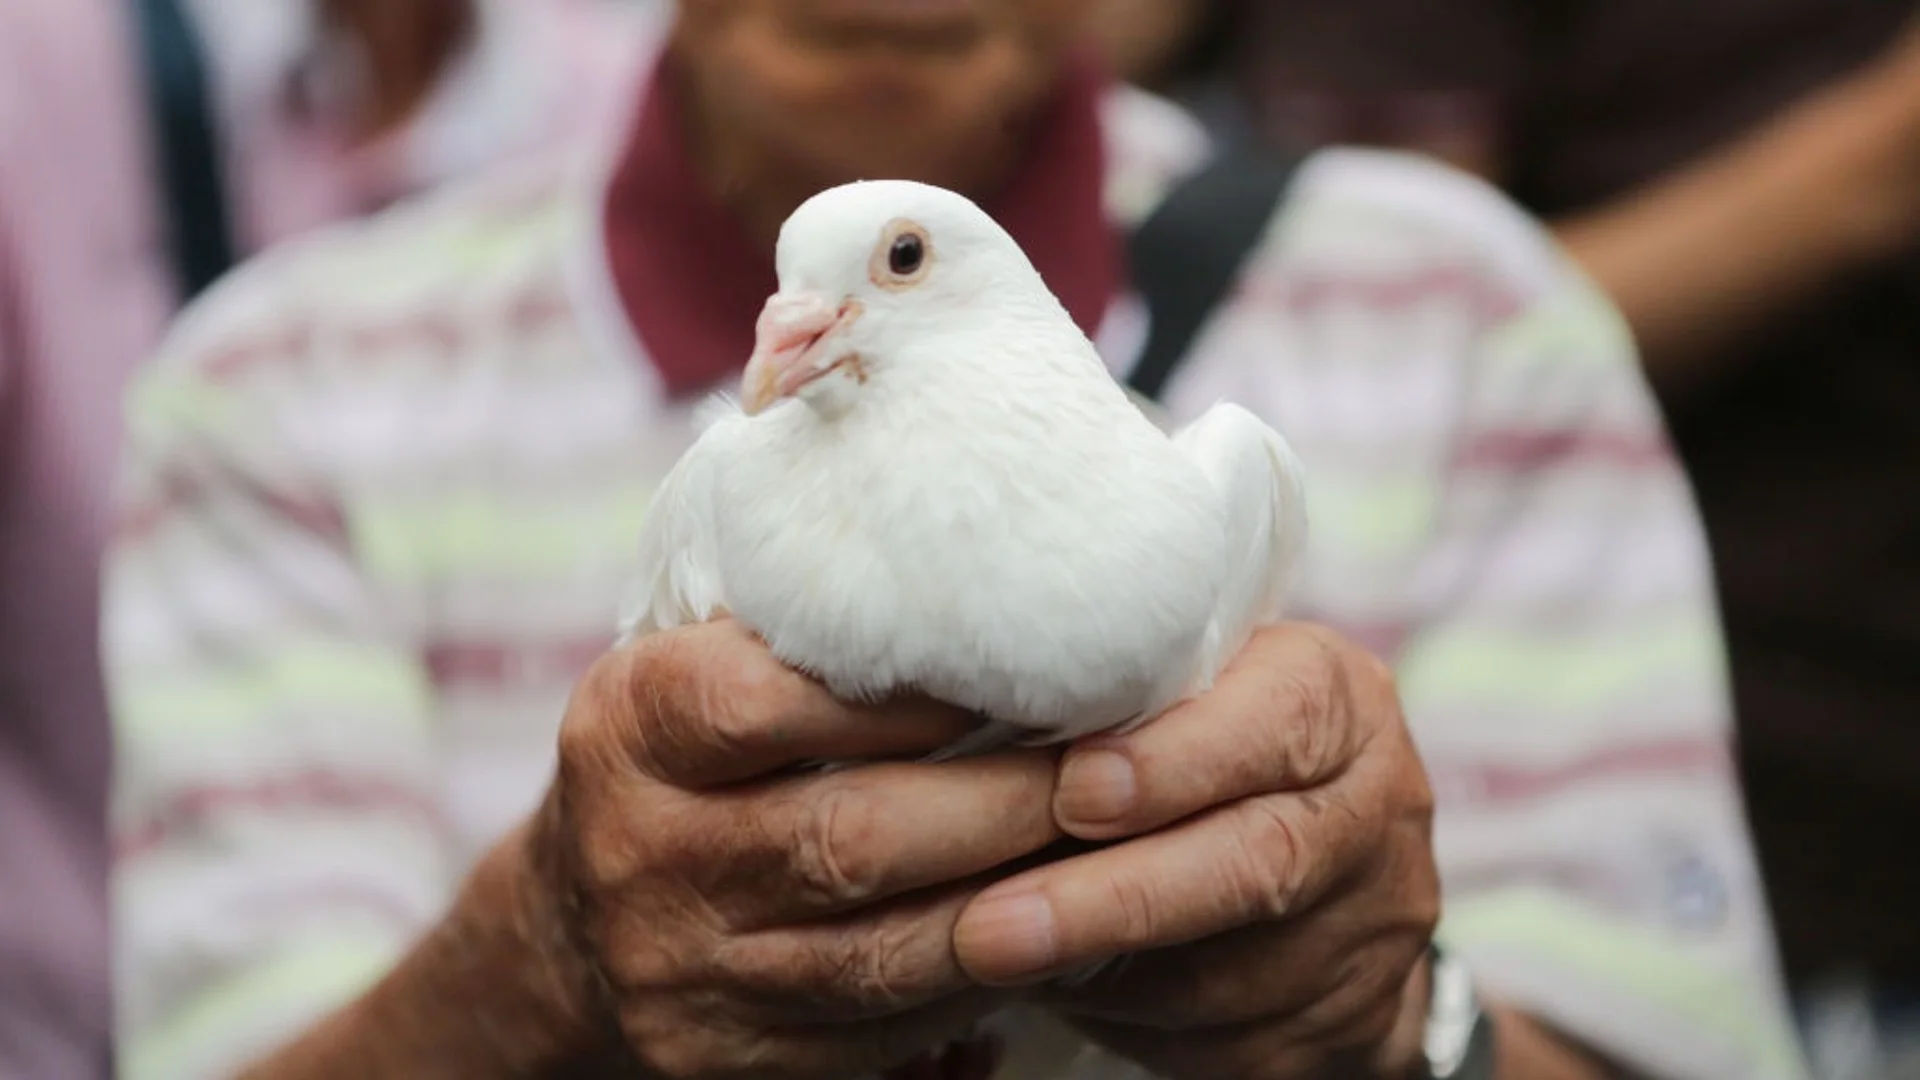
[599,48,1122,399]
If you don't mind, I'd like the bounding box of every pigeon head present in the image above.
[741,179,1052,418]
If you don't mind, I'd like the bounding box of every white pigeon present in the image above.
[619,178,1308,759]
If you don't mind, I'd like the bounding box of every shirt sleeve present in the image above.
[1407,164,1799,1077]
[1416,238,1804,1079]
[104,286,454,1080]
[1178,148,1808,1079]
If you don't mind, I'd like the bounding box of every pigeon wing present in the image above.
[1170,401,1310,686]
[616,422,735,643]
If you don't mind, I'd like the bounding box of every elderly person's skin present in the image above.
[232,3,1622,1077]
[241,622,1611,1080]
[1550,18,1920,396]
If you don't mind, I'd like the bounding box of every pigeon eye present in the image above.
[888,234,925,276]
[870,219,934,289]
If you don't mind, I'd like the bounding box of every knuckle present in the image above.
[1268,665,1340,778]
[788,787,884,906]
[1273,696,1331,786]
[1233,799,1309,919]
[695,663,778,759]
[832,924,926,1012]
[714,919,945,1022]
[1099,873,1164,950]
[634,634,712,766]
[628,626,777,782]
[694,644,803,757]
[556,637,686,785]
[1276,654,1336,724]
[557,652,636,782]
[623,635,688,733]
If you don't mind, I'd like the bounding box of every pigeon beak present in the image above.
[742,292,863,416]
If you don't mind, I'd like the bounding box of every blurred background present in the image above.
[2,1,1917,1078]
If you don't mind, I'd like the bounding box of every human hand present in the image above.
[952,624,1440,1079]
[532,619,1065,1078]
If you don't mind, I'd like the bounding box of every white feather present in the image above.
[617,406,741,643]
[1170,401,1310,694]
[619,179,1309,749]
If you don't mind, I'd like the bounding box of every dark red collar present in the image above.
[601,51,1121,399]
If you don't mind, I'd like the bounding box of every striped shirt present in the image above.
[104,66,1808,1080]
[0,2,643,1077]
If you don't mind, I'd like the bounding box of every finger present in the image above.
[595,620,984,787]
[1055,623,1395,841]
[953,786,1372,986]
[1039,911,1430,1031]
[690,750,1065,926]
[711,878,993,1023]
[1065,934,1419,1079]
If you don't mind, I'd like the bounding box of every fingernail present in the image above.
[960,892,1058,983]
[1057,749,1136,824]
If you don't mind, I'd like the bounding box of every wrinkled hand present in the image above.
[532,619,1064,1078]
[952,624,1440,1080]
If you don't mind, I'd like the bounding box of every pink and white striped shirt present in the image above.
[104,34,1807,1080]
[0,2,645,1076]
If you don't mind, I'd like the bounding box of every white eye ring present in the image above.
[870,219,934,290]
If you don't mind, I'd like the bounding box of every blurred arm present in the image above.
[1237,1,1920,396]
[105,300,580,1078]
[1552,37,1920,394]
